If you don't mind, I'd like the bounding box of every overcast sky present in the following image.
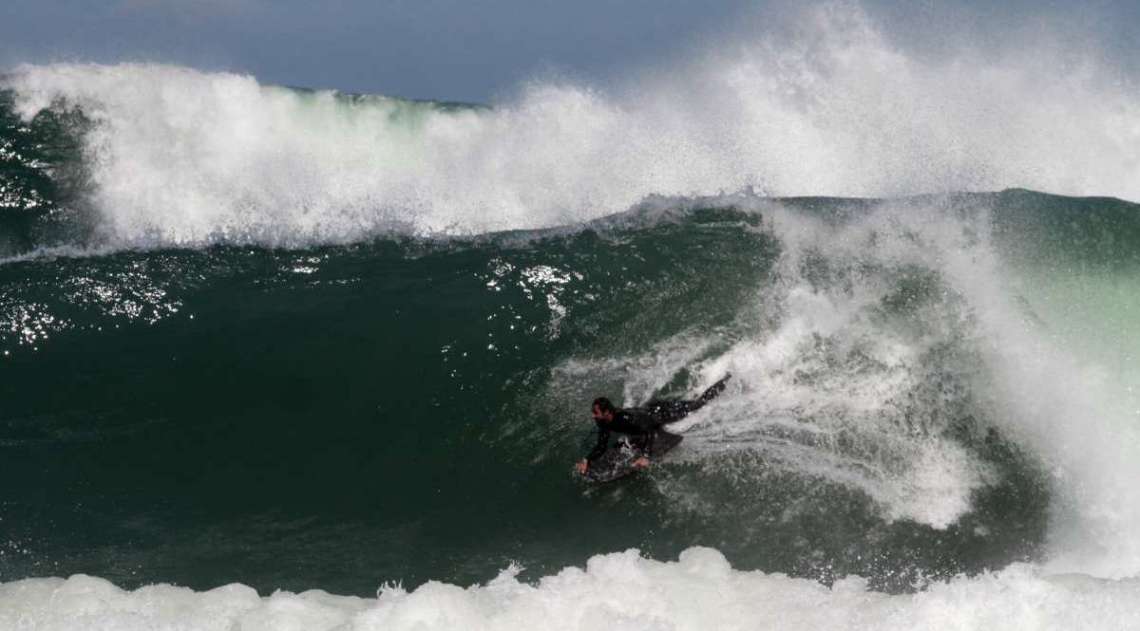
[2,0,1137,102]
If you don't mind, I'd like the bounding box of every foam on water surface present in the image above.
[3,548,1138,631]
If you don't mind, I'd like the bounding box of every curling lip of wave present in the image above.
[2,5,1138,248]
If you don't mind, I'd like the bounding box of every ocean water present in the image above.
[2,5,1140,630]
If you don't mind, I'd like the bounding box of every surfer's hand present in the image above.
[633,456,650,468]
[575,460,588,474]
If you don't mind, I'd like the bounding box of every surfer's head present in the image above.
[592,397,616,422]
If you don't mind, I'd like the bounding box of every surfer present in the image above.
[575,374,731,475]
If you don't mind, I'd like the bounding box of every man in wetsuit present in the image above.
[575,374,730,475]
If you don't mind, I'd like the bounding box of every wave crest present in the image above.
[3,4,1138,248]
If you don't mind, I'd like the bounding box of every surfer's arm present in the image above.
[585,425,610,466]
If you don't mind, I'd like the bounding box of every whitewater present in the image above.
[3,551,1140,630]
[4,6,1138,247]
[2,4,1140,631]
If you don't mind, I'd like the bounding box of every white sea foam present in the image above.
[723,203,1140,577]
[2,548,1137,631]
[4,5,1138,247]
[936,223,1140,579]
[688,205,1000,529]
[548,203,993,529]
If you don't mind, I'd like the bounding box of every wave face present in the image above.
[2,4,1140,630]
[1,5,1138,252]
[1,190,1139,626]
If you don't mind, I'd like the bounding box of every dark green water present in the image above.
[1,195,1092,595]
[4,85,1140,597]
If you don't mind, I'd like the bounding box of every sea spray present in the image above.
[2,5,1138,250]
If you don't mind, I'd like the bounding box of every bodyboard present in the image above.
[581,432,683,483]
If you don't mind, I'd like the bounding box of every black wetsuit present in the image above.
[585,376,729,468]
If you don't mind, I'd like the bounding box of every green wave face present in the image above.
[3,190,1137,594]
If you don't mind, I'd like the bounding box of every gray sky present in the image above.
[2,0,1137,103]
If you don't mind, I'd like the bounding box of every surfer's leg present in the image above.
[646,375,732,425]
[645,400,695,424]
[696,373,731,406]
[662,374,732,421]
